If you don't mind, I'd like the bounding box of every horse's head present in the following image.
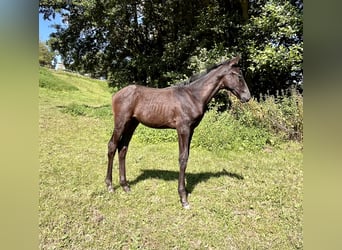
[219,56,251,103]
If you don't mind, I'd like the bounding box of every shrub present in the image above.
[230,88,303,141]
[191,107,273,152]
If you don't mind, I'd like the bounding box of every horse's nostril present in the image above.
[241,96,251,103]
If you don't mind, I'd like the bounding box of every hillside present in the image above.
[39,67,113,106]
[39,67,303,249]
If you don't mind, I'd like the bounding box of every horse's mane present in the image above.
[172,59,233,87]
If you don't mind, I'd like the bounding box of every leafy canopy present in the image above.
[39,0,303,96]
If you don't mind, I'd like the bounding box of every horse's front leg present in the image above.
[177,127,193,209]
[106,131,120,193]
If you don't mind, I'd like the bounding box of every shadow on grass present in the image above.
[129,169,244,193]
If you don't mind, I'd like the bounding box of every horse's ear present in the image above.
[229,55,241,66]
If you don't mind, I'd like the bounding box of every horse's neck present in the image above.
[189,69,223,107]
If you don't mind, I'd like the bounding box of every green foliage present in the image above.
[39,67,78,91]
[241,0,303,94]
[192,109,272,153]
[188,45,234,73]
[39,0,303,96]
[39,41,55,68]
[230,88,303,141]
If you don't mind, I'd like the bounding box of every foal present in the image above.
[106,56,251,208]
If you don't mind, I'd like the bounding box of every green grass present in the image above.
[39,67,79,91]
[39,67,303,249]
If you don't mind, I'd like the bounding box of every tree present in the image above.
[39,0,303,96]
[39,41,55,68]
[240,0,303,96]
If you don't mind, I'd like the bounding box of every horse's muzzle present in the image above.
[240,94,251,103]
[241,97,250,103]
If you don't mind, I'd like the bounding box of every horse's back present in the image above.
[113,85,174,103]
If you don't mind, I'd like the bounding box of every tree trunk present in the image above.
[240,0,248,22]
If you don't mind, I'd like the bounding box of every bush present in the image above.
[229,88,303,141]
[191,107,273,152]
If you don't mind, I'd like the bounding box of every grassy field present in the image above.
[39,67,303,249]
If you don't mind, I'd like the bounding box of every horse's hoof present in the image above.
[123,186,131,192]
[108,186,114,193]
[182,202,191,209]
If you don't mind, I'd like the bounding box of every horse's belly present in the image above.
[134,105,177,129]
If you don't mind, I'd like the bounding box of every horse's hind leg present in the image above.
[105,125,124,192]
[117,119,139,192]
